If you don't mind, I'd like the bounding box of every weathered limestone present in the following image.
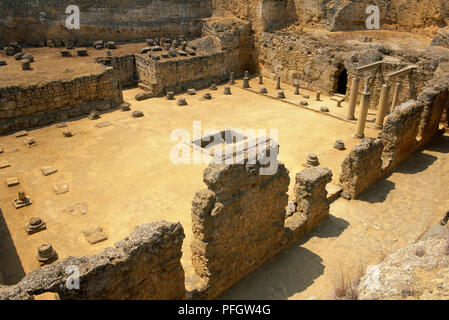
[190,161,290,299]
[37,243,58,266]
[354,84,371,139]
[333,139,346,150]
[166,91,175,100]
[346,76,360,120]
[26,217,46,235]
[120,103,131,111]
[229,72,235,85]
[132,110,144,118]
[340,138,384,199]
[391,82,402,111]
[83,226,108,244]
[276,76,281,90]
[375,83,391,130]
[304,153,319,167]
[294,83,300,95]
[0,221,186,300]
[41,166,57,176]
[76,48,88,56]
[177,97,187,106]
[284,167,333,246]
[6,177,19,187]
[21,60,31,70]
[13,190,32,209]
[294,167,332,232]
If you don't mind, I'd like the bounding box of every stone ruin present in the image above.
[0,0,449,301]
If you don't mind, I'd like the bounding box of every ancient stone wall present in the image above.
[212,0,449,35]
[0,68,122,134]
[136,18,253,96]
[190,162,290,299]
[340,71,449,199]
[340,138,384,200]
[0,221,186,300]
[137,52,229,96]
[0,0,212,45]
[379,100,424,171]
[257,32,433,108]
[189,160,334,299]
[285,167,332,245]
[96,55,136,87]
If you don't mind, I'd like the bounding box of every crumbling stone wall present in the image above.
[190,162,290,299]
[96,55,136,87]
[379,100,424,171]
[137,51,229,96]
[0,0,212,45]
[0,221,186,300]
[340,138,384,200]
[285,167,332,245]
[136,18,253,96]
[0,68,122,134]
[341,72,449,199]
[212,0,449,35]
[189,161,334,299]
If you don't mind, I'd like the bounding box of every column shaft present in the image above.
[354,87,371,139]
[374,83,391,130]
[346,76,360,120]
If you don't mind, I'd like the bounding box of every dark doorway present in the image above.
[336,68,348,95]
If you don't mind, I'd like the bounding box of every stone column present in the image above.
[374,83,391,130]
[409,71,416,100]
[294,83,300,95]
[229,72,235,85]
[276,76,281,90]
[390,82,401,112]
[354,84,371,139]
[346,76,360,120]
[258,75,263,84]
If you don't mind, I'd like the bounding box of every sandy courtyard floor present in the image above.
[0,80,372,288]
[221,134,449,299]
[1,76,443,300]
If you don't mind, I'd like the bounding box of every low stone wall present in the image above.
[96,55,136,86]
[136,18,253,97]
[340,138,384,200]
[189,160,334,299]
[0,221,186,300]
[0,67,123,134]
[285,167,333,245]
[340,76,449,199]
[190,162,290,299]
[136,52,230,96]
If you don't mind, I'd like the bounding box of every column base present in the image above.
[374,124,383,130]
[346,116,356,121]
[354,133,365,139]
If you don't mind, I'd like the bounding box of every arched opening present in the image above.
[336,68,348,95]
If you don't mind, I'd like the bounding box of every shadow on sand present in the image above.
[0,208,26,285]
[220,214,349,300]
